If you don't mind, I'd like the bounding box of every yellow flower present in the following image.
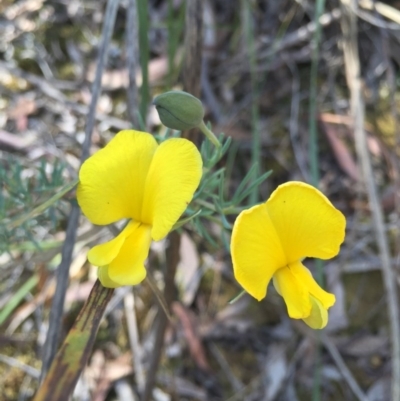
[231,181,346,329]
[77,130,202,288]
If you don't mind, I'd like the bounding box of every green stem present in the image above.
[194,198,241,215]
[145,274,173,322]
[7,178,79,230]
[229,290,246,304]
[198,120,221,148]
[0,275,39,325]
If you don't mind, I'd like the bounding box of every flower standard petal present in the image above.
[266,182,346,263]
[77,130,158,225]
[141,138,202,240]
[273,266,312,319]
[107,223,152,286]
[231,203,287,301]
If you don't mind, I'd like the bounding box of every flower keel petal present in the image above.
[107,223,152,286]
[303,296,328,329]
[88,220,138,266]
[98,266,122,288]
[290,261,336,309]
[273,266,311,319]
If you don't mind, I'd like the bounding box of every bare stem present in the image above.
[341,2,400,399]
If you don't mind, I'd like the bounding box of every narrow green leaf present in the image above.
[231,163,258,203]
[172,209,202,230]
[6,179,78,230]
[34,280,114,401]
[229,290,246,304]
[0,275,39,325]
[236,170,273,205]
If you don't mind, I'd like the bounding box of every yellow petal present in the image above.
[107,223,152,286]
[273,266,311,319]
[77,130,158,225]
[266,182,346,263]
[98,266,122,288]
[88,220,137,266]
[303,296,328,329]
[289,261,336,309]
[231,203,287,301]
[142,138,202,240]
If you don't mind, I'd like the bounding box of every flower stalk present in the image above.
[198,120,221,149]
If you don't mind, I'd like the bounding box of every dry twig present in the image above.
[40,0,121,381]
[126,0,140,129]
[341,1,400,399]
[124,289,146,394]
[142,232,180,401]
[295,322,369,401]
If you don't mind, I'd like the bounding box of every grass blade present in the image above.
[0,275,39,325]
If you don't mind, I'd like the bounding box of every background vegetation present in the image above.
[1,0,400,400]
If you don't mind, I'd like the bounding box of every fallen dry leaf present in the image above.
[321,120,359,181]
[172,301,210,372]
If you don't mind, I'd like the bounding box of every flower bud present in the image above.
[153,91,204,130]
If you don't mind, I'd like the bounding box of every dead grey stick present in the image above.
[182,0,203,145]
[322,335,369,401]
[124,0,144,392]
[40,0,121,382]
[341,1,400,400]
[124,289,146,394]
[126,0,140,129]
[142,232,180,401]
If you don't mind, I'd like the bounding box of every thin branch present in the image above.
[6,179,79,231]
[341,2,400,400]
[40,0,121,381]
[81,0,120,162]
[0,354,40,379]
[182,0,203,144]
[124,289,146,394]
[137,0,149,123]
[322,335,369,401]
[295,322,369,401]
[142,232,180,401]
[287,61,309,181]
[39,206,80,382]
[126,0,140,128]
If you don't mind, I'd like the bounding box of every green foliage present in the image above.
[0,156,71,253]
[0,275,39,325]
[180,128,272,251]
[0,125,272,258]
